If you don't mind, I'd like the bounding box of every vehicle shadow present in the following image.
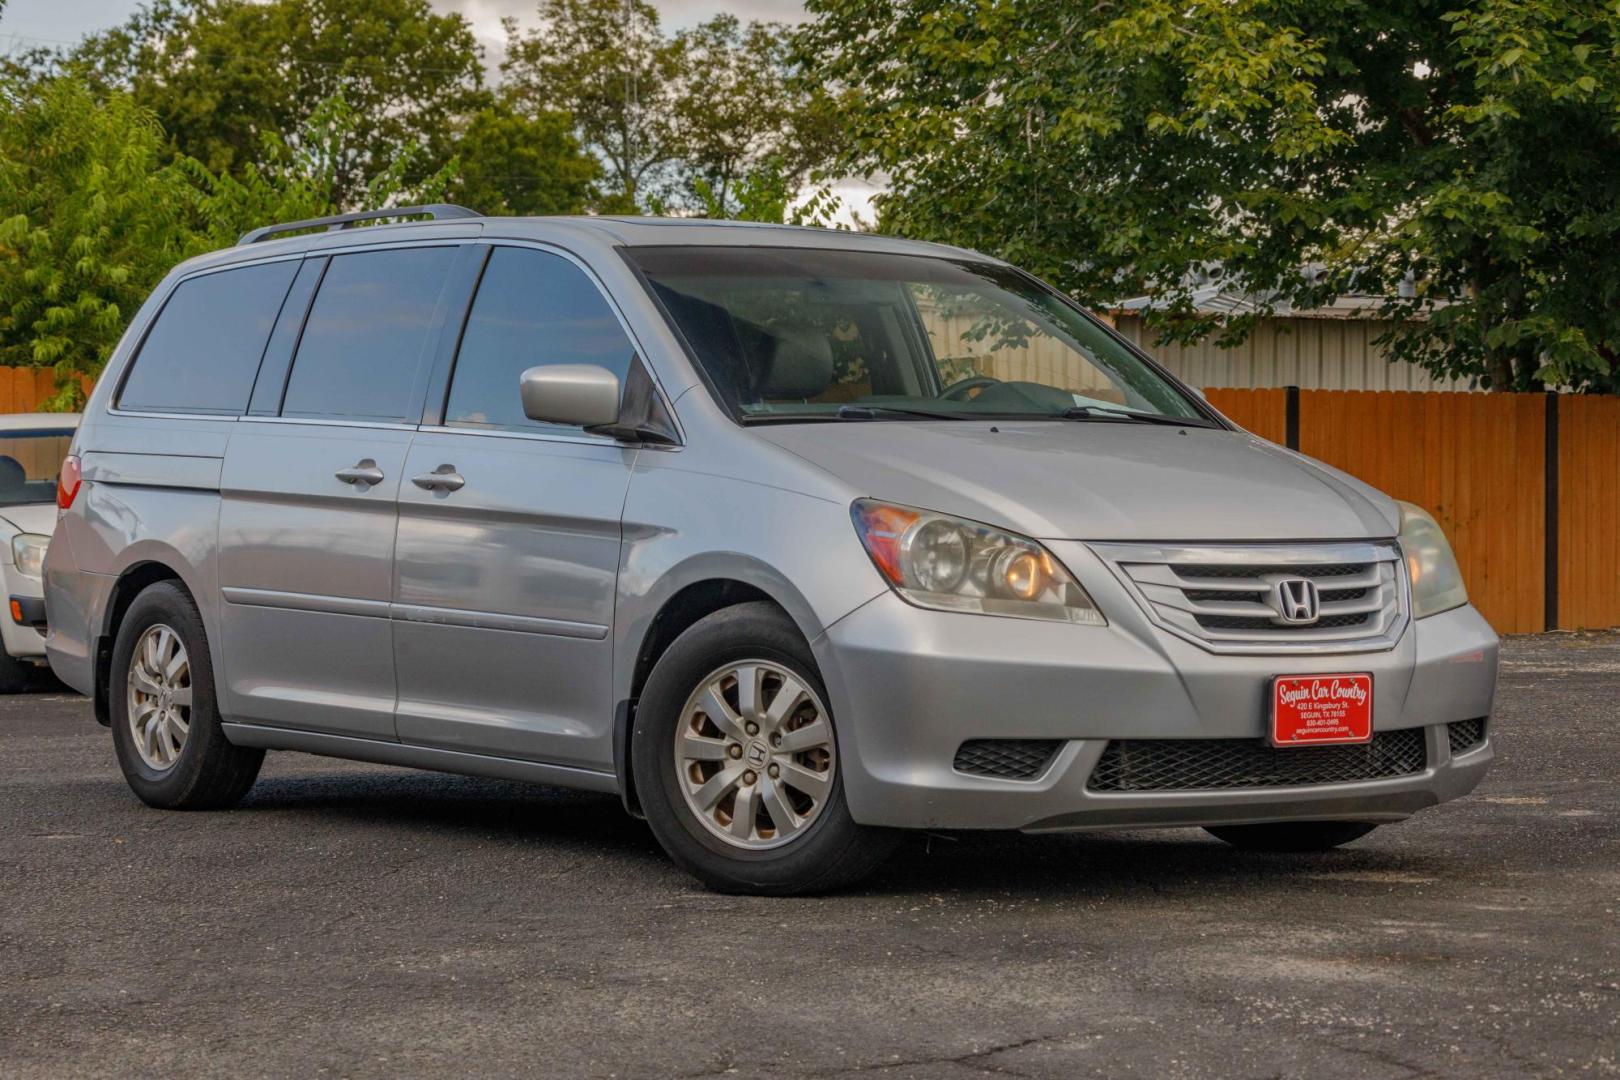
[862,827,1439,899]
[237,769,663,857]
[231,768,1445,899]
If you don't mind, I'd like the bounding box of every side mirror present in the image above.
[519,364,622,428]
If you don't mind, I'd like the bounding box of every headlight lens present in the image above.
[11,533,48,579]
[851,499,1105,624]
[1397,502,1467,618]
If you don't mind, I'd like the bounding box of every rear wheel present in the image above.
[632,602,898,895]
[110,581,263,809]
[1205,821,1378,852]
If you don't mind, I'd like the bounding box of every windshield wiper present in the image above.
[1059,405,1205,427]
[834,404,967,422]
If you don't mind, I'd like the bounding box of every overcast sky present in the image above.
[1,0,809,56]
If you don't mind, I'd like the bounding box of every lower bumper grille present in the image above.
[954,739,1062,780]
[1447,718,1487,755]
[1087,729,1427,792]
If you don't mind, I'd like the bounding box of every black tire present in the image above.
[0,648,36,694]
[109,581,263,809]
[1205,821,1378,852]
[632,601,899,895]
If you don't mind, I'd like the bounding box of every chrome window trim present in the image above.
[236,415,420,433]
[1090,540,1410,656]
[411,423,683,453]
[104,409,244,423]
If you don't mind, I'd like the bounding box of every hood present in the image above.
[753,421,1397,542]
[0,503,59,537]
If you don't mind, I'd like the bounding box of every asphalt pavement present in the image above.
[2,633,1616,1078]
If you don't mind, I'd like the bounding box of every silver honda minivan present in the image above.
[44,207,1498,894]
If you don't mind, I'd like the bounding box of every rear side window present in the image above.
[444,247,635,433]
[118,260,298,415]
[281,247,456,422]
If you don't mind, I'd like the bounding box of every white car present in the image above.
[0,413,79,691]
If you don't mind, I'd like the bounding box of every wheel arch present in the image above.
[91,558,198,727]
[614,568,813,817]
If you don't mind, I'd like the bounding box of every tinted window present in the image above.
[445,247,635,433]
[281,247,456,422]
[119,261,297,415]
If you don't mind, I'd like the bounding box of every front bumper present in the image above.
[0,566,48,661]
[814,550,1499,832]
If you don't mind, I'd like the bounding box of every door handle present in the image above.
[411,464,465,493]
[334,459,385,487]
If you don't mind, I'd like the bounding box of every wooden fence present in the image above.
[1207,388,1617,635]
[0,367,68,413]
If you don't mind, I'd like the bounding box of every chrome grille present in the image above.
[953,739,1062,780]
[1090,541,1408,654]
[1087,730,1427,792]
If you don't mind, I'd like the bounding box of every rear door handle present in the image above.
[411,464,465,493]
[334,459,385,487]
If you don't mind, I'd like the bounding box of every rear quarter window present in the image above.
[118,260,299,415]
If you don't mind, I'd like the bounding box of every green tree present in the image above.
[449,103,600,216]
[0,74,192,406]
[799,0,1620,392]
[0,72,456,407]
[67,0,485,207]
[672,15,821,215]
[501,0,683,211]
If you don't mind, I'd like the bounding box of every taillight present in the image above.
[57,454,82,509]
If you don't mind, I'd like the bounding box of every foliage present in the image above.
[449,103,600,217]
[672,15,814,214]
[503,0,825,216]
[799,0,1620,392]
[0,75,192,408]
[501,0,684,211]
[0,71,457,407]
[65,0,485,207]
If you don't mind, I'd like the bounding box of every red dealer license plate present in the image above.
[1271,673,1374,746]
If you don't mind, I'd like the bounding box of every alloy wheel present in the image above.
[673,659,836,850]
[126,623,192,770]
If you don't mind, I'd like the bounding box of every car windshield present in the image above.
[626,246,1208,424]
[0,430,74,506]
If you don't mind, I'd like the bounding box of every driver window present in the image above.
[446,246,635,434]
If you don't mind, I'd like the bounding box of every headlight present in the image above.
[1397,502,1467,618]
[851,499,1105,624]
[10,533,48,579]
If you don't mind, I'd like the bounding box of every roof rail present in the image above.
[236,204,481,246]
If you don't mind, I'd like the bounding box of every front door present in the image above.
[218,244,463,739]
[392,245,642,770]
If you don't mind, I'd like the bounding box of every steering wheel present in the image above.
[938,375,1002,401]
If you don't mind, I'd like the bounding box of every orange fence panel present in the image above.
[0,366,86,413]
[1204,387,1288,444]
[1558,396,1620,630]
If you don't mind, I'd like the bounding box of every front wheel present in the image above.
[632,602,898,895]
[1205,821,1378,852]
